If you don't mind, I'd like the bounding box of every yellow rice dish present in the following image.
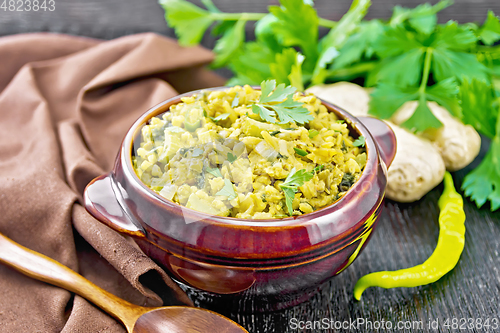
[133,84,366,219]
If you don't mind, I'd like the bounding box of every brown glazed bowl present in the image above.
[84,88,396,312]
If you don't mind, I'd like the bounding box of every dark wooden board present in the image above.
[2,1,500,332]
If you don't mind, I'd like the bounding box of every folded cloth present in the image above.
[0,32,226,332]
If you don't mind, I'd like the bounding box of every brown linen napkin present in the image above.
[0,32,226,333]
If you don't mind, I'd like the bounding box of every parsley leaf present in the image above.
[272,95,312,124]
[462,84,500,211]
[216,179,237,200]
[432,21,478,51]
[227,42,274,86]
[252,80,313,124]
[159,0,214,46]
[353,136,366,147]
[294,147,308,156]
[389,0,453,35]
[192,148,204,157]
[281,187,297,216]
[366,26,425,87]
[333,20,385,70]
[425,77,461,117]
[462,143,500,211]
[252,104,277,123]
[210,113,231,122]
[255,14,283,53]
[401,95,443,132]
[206,167,223,178]
[270,130,281,136]
[373,26,423,58]
[212,18,247,68]
[459,78,498,138]
[313,165,325,173]
[231,95,239,108]
[312,0,371,84]
[432,48,488,82]
[259,79,296,103]
[369,83,419,119]
[287,51,306,91]
[369,48,425,87]
[279,167,314,215]
[227,152,237,163]
[478,11,500,46]
[429,22,488,82]
[165,126,185,133]
[269,0,319,60]
[308,129,319,138]
[319,0,371,52]
[370,78,460,132]
[270,48,305,91]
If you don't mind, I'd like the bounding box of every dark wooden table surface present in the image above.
[2,1,500,332]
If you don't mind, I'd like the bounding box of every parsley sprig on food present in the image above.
[279,168,314,216]
[252,80,313,124]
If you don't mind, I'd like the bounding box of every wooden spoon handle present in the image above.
[0,233,145,332]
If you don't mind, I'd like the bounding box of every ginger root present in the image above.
[306,82,480,202]
[306,82,370,116]
[384,122,446,202]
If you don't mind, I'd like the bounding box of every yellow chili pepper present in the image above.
[353,172,466,301]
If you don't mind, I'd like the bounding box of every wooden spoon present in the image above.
[0,233,248,333]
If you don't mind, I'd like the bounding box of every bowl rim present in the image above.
[120,86,382,228]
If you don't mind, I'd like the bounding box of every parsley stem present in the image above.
[211,12,267,21]
[419,48,433,94]
[319,18,337,29]
[210,12,337,28]
[325,61,377,81]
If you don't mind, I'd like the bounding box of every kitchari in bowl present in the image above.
[132,81,366,219]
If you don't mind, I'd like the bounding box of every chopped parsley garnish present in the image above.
[231,94,240,108]
[206,167,223,178]
[340,173,356,192]
[353,135,366,147]
[251,80,314,125]
[210,113,231,122]
[216,179,237,200]
[192,148,204,157]
[279,167,314,215]
[293,147,308,156]
[313,165,325,173]
[270,130,281,136]
[166,126,185,133]
[308,129,319,138]
[227,152,238,163]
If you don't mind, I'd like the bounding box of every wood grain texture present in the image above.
[2,1,500,332]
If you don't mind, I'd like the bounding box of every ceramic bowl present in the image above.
[84,87,396,312]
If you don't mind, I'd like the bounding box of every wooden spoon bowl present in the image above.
[0,233,247,333]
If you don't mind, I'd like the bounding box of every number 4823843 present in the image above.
[1,0,55,11]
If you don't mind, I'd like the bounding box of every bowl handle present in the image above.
[357,116,396,168]
[84,173,146,238]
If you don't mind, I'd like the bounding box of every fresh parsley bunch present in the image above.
[159,0,500,211]
[160,0,370,89]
